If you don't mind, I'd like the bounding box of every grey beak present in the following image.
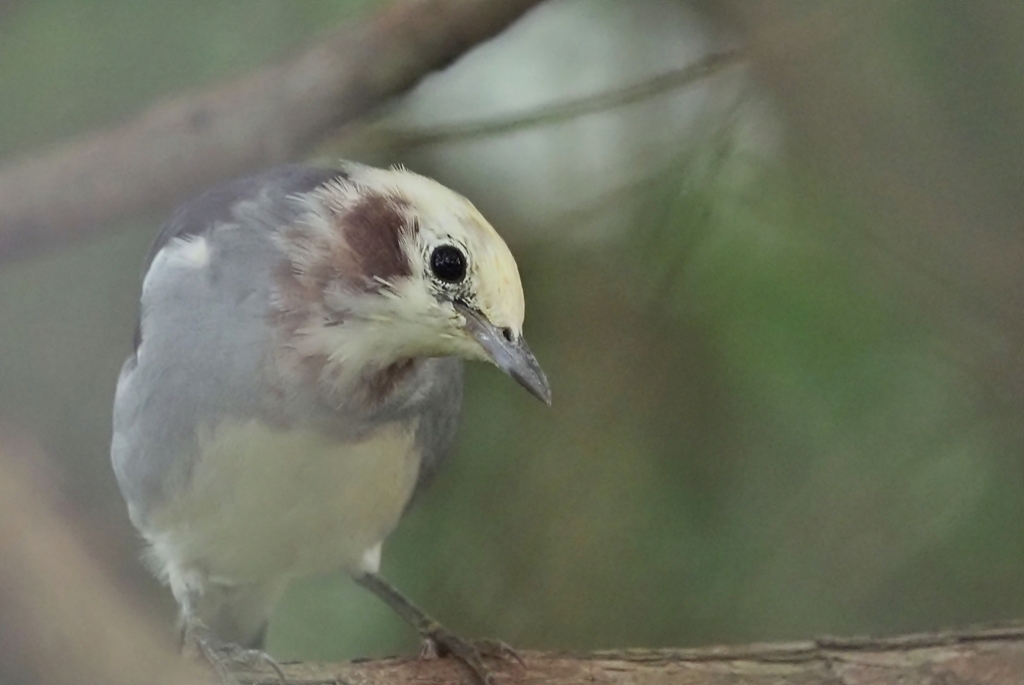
[457,303,552,405]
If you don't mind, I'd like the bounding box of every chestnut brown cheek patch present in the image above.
[337,193,414,283]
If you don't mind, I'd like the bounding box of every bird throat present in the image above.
[361,359,418,405]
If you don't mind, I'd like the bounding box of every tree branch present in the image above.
[243,625,1024,685]
[0,0,546,264]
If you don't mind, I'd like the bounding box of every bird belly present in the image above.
[145,419,421,586]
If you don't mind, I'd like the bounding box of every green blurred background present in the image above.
[1,0,1022,663]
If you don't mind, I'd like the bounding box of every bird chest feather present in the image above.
[147,419,421,584]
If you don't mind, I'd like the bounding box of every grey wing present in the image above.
[133,165,347,351]
[113,165,347,528]
[409,357,465,505]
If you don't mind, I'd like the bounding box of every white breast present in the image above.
[145,419,421,588]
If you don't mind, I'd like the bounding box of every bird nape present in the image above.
[110,162,550,684]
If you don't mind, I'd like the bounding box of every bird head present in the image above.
[275,163,550,404]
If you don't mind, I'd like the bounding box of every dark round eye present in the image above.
[430,245,467,283]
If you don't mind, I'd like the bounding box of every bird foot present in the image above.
[419,623,523,685]
[185,623,286,685]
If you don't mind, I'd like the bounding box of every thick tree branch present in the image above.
[0,0,545,264]
[245,626,1024,685]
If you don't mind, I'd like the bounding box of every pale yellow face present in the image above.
[343,163,528,358]
[287,162,548,402]
[412,197,526,338]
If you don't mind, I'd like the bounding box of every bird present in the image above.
[110,162,550,683]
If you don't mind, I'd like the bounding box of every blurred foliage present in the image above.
[0,0,1022,667]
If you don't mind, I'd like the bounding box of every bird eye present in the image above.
[430,245,467,283]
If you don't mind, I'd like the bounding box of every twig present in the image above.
[0,0,546,264]
[380,49,743,149]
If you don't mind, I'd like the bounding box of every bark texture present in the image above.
[248,628,1024,685]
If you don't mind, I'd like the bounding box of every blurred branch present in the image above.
[246,627,1024,684]
[701,0,1024,403]
[374,49,743,149]
[0,439,210,685]
[0,0,546,265]
[0,0,23,28]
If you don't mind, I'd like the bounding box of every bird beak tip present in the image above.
[512,366,552,406]
[456,303,551,406]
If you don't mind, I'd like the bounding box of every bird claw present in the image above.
[419,624,522,685]
[186,624,286,685]
[474,637,524,667]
